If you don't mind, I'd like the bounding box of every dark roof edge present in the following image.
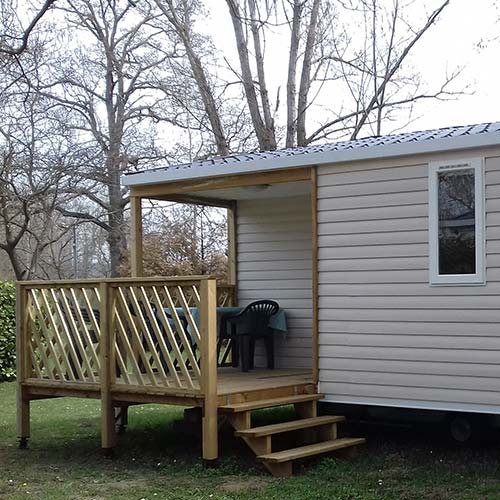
[122,128,500,187]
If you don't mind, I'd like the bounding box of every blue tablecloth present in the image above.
[167,306,287,337]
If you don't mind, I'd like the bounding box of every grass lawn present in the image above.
[1,382,500,499]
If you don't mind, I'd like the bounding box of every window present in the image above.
[429,158,485,285]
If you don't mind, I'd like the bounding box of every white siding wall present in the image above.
[317,150,500,413]
[237,195,312,369]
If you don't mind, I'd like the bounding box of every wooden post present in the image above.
[99,282,116,455]
[311,167,319,386]
[227,202,238,299]
[16,284,30,449]
[130,196,143,277]
[200,278,218,463]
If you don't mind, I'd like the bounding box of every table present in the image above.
[165,306,288,368]
[171,306,287,336]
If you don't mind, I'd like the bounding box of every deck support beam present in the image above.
[16,284,30,448]
[200,279,218,463]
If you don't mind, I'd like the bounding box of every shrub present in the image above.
[0,281,16,381]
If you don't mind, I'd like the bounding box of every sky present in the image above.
[204,0,500,137]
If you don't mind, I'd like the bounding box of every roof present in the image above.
[122,121,500,187]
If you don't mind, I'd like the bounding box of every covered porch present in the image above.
[16,166,364,476]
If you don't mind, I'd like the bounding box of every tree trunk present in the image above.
[296,0,321,147]
[286,0,303,148]
[226,0,276,151]
[248,0,275,144]
[156,0,230,156]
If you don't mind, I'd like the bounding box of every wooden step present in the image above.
[258,437,366,463]
[220,393,323,412]
[235,415,345,438]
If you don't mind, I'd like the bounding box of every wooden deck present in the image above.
[22,368,314,405]
[16,277,318,464]
[15,276,367,477]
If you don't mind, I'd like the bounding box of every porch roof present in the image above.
[122,121,500,187]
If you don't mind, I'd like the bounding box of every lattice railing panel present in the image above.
[112,282,203,390]
[216,284,236,367]
[25,284,101,383]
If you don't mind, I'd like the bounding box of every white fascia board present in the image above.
[121,130,500,187]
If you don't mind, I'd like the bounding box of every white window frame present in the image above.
[428,157,485,286]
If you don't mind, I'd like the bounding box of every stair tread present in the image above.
[258,437,366,463]
[235,415,345,437]
[220,393,323,412]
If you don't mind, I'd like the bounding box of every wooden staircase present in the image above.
[221,393,365,477]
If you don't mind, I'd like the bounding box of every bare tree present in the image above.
[0,92,73,279]
[306,0,457,143]
[36,0,177,276]
[153,0,231,156]
[199,0,458,150]
[0,0,57,56]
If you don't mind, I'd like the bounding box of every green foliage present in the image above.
[0,281,16,381]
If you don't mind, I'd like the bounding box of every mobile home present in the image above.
[16,121,500,475]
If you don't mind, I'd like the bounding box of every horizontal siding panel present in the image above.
[238,239,311,252]
[318,178,427,198]
[318,204,427,223]
[319,254,500,270]
[486,184,500,198]
[238,213,311,225]
[317,164,427,186]
[485,198,500,213]
[319,308,500,323]
[239,269,311,281]
[238,222,311,235]
[485,169,500,185]
[318,294,500,310]
[318,159,428,176]
[318,231,428,248]
[318,320,500,336]
[238,249,311,261]
[319,382,500,406]
[487,240,500,253]
[318,217,427,235]
[238,280,312,291]
[486,212,500,226]
[318,243,427,258]
[320,345,500,364]
[318,283,500,296]
[318,190,425,210]
[319,358,500,378]
[319,269,426,284]
[321,370,500,392]
[318,257,427,272]
[238,231,311,243]
[239,288,312,300]
[320,333,500,350]
[239,260,312,272]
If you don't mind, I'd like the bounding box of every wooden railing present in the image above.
[17,277,234,394]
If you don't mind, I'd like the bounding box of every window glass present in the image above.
[437,168,475,275]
